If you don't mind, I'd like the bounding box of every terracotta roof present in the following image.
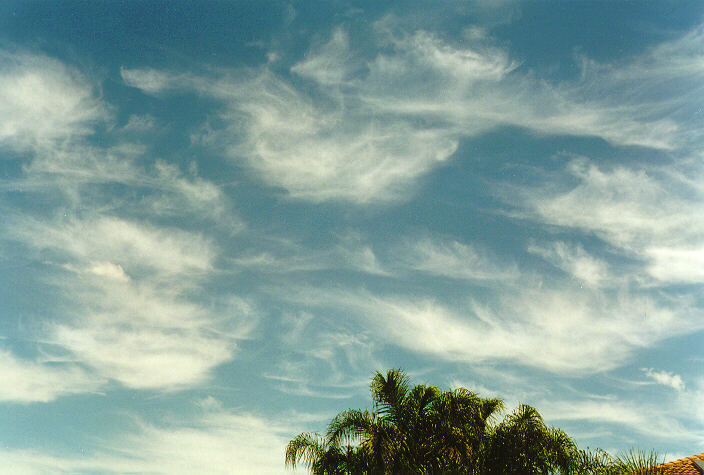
[635,453,704,474]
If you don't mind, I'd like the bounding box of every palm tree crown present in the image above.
[288,369,504,473]
[285,369,661,474]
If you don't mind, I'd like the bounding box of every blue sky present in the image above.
[1,0,704,472]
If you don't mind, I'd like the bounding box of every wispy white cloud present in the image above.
[49,280,250,389]
[511,158,704,284]
[9,215,215,278]
[86,261,130,282]
[120,114,157,133]
[573,25,704,151]
[12,140,237,228]
[643,368,685,392]
[0,349,103,403]
[0,52,107,152]
[515,159,694,248]
[0,49,254,398]
[285,283,698,374]
[140,160,237,227]
[229,250,328,273]
[401,235,518,280]
[543,398,700,442]
[4,214,253,391]
[120,66,175,94]
[224,73,458,204]
[16,141,147,190]
[291,28,362,87]
[451,370,704,447]
[229,232,387,276]
[0,52,252,395]
[362,23,688,150]
[528,240,610,287]
[333,232,388,275]
[120,21,704,205]
[0,52,234,230]
[645,246,704,285]
[0,400,310,474]
[263,309,380,400]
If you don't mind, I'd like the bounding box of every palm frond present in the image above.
[612,448,664,473]
[326,409,375,446]
[285,432,327,469]
[370,369,410,421]
[409,384,441,415]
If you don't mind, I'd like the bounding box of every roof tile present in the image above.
[634,453,704,475]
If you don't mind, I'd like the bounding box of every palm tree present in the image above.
[481,404,579,474]
[568,447,665,474]
[326,369,427,472]
[285,432,368,474]
[285,369,660,474]
[287,369,503,473]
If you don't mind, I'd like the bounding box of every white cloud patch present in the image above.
[229,233,387,276]
[645,246,704,284]
[403,236,518,280]
[0,349,102,403]
[0,401,308,474]
[361,25,686,150]
[228,74,458,204]
[0,52,106,152]
[4,215,253,391]
[141,160,236,227]
[121,114,157,133]
[0,54,233,229]
[291,28,361,86]
[543,398,698,442]
[49,281,249,389]
[573,25,704,151]
[333,232,388,275]
[13,140,236,228]
[0,50,249,397]
[120,66,174,94]
[512,158,704,284]
[87,261,130,282]
[288,284,697,374]
[520,159,692,248]
[528,241,610,286]
[17,141,147,189]
[10,215,214,278]
[120,22,704,204]
[273,328,378,397]
[643,368,685,392]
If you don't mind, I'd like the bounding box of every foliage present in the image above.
[285,432,368,474]
[285,369,661,474]
[482,404,578,474]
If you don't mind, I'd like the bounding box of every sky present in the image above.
[1,0,704,472]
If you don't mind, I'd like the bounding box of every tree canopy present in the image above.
[285,369,662,474]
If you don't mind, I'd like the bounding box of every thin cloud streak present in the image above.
[543,398,702,443]
[282,283,699,374]
[402,236,518,281]
[0,401,310,474]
